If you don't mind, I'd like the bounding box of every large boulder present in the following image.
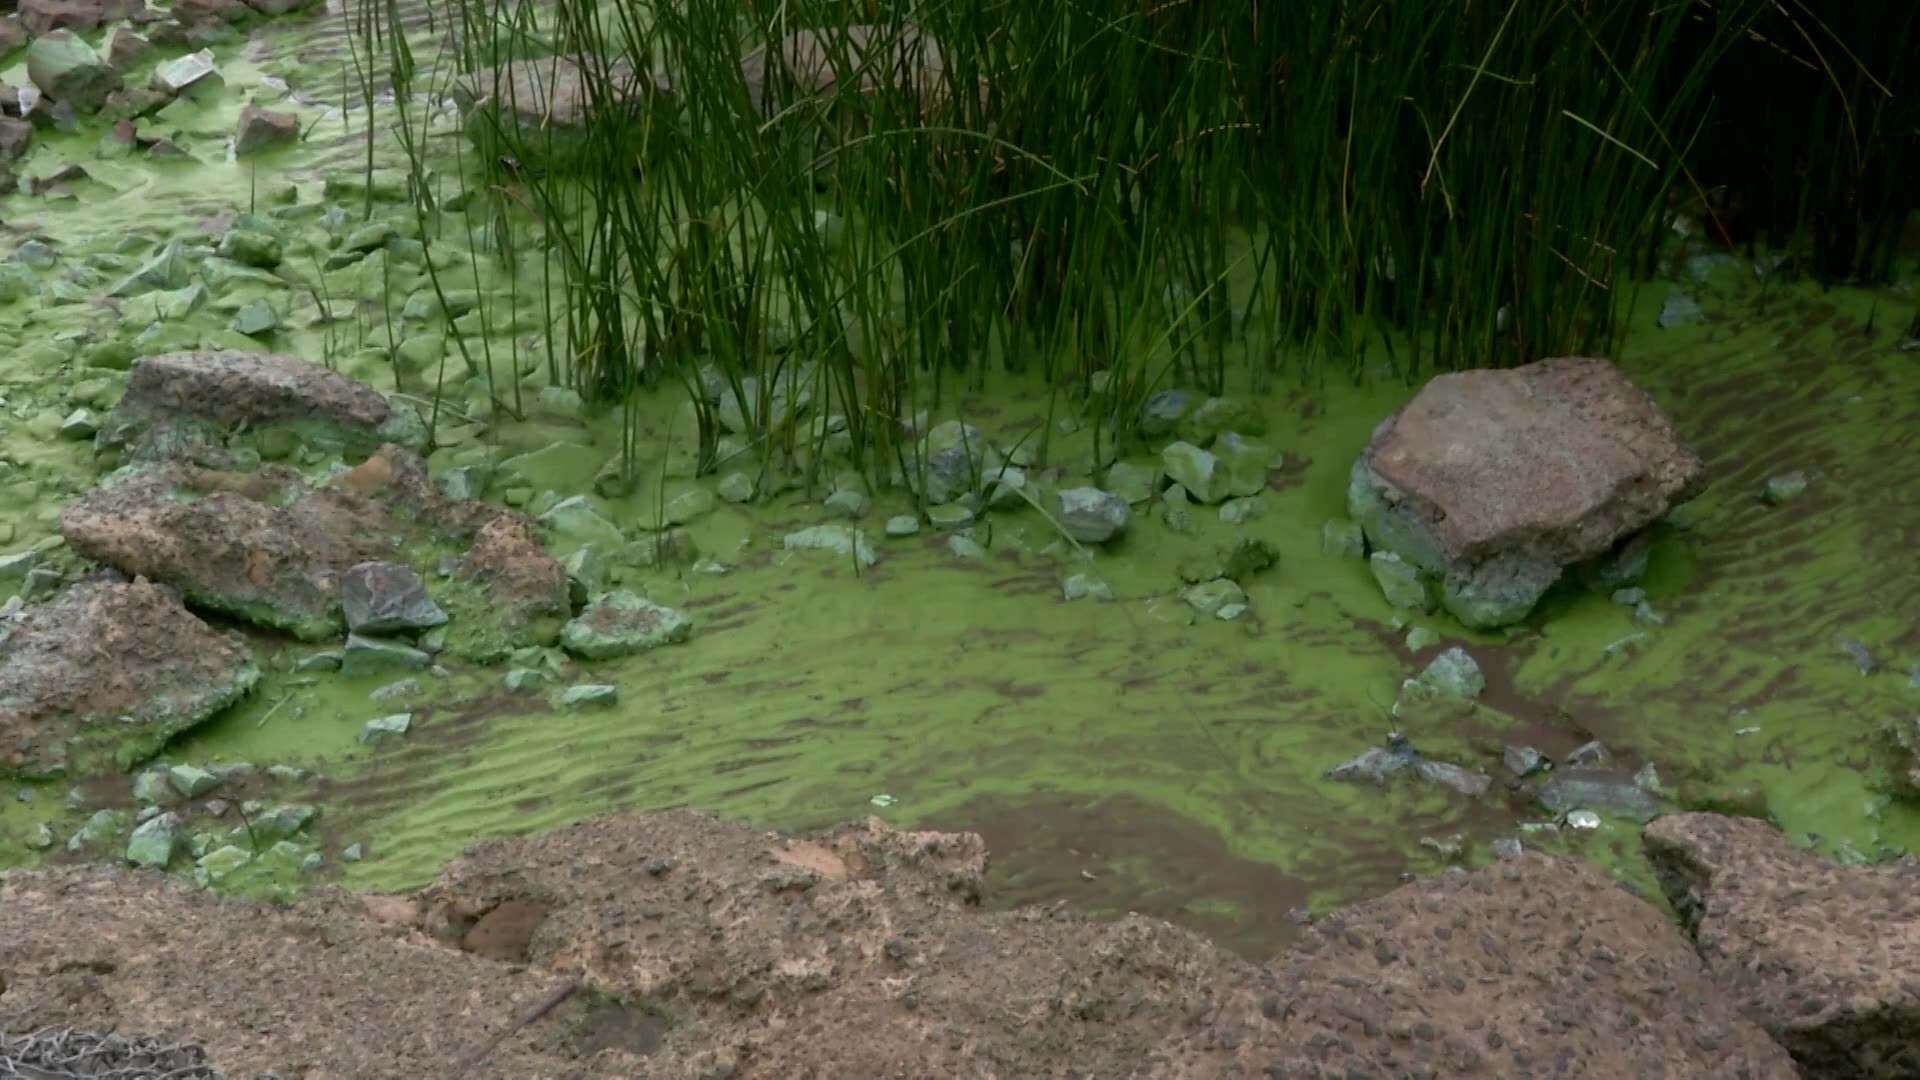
[97,350,426,462]
[58,445,568,652]
[1644,811,1920,1078]
[0,578,258,779]
[1348,355,1705,628]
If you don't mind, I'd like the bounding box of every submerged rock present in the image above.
[1645,812,1920,1079]
[233,104,295,155]
[1760,469,1808,505]
[1536,768,1662,822]
[0,579,258,780]
[1324,732,1490,798]
[783,525,877,569]
[561,591,693,660]
[1055,487,1128,544]
[454,56,667,169]
[1349,356,1705,629]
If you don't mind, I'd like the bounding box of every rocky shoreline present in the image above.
[1,806,1913,1078]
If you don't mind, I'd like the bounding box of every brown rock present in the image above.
[0,114,30,164]
[740,23,983,118]
[18,0,106,36]
[1350,355,1705,626]
[104,26,147,69]
[96,349,422,460]
[0,578,257,779]
[1645,811,1920,1078]
[169,0,251,23]
[453,516,570,650]
[0,15,25,54]
[232,103,294,155]
[451,55,666,169]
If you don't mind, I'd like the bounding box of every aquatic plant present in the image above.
[358,0,1911,489]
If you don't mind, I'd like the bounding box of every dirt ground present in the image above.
[0,808,1804,1079]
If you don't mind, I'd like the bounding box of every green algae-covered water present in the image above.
[0,4,1915,959]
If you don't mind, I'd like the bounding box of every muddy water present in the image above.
[0,1,1914,960]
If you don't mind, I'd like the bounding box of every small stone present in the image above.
[1567,740,1611,768]
[293,650,343,673]
[234,104,296,155]
[150,49,221,99]
[1657,292,1704,328]
[946,534,986,560]
[1161,441,1227,504]
[1403,625,1441,651]
[662,487,715,526]
[196,844,252,881]
[1136,389,1195,438]
[27,31,121,115]
[25,822,55,850]
[783,525,877,568]
[1182,578,1246,616]
[265,764,310,783]
[1837,637,1876,676]
[1504,745,1548,777]
[253,803,318,839]
[1210,431,1273,498]
[126,811,182,867]
[340,843,364,862]
[1417,646,1485,699]
[884,515,920,537]
[58,408,98,439]
[539,495,625,551]
[560,590,694,659]
[1219,494,1270,525]
[1760,470,1807,505]
[1178,397,1265,444]
[1062,573,1114,601]
[982,465,1028,508]
[168,765,220,798]
[1104,461,1160,504]
[230,298,279,337]
[1369,550,1433,611]
[824,488,870,519]
[1055,487,1129,543]
[1321,519,1366,559]
[300,852,324,872]
[716,472,756,503]
[1490,836,1524,860]
[341,634,432,676]
[926,503,974,530]
[504,668,542,690]
[68,809,125,853]
[556,683,618,708]
[360,712,412,743]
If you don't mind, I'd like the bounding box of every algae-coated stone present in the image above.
[25,822,54,850]
[716,472,756,504]
[293,650,343,673]
[196,843,252,881]
[28,31,121,115]
[216,228,283,270]
[504,667,543,691]
[110,240,188,297]
[1161,441,1228,504]
[132,768,179,805]
[360,712,412,743]
[253,803,317,840]
[341,634,432,677]
[884,515,919,538]
[1760,470,1807,505]
[265,764,310,782]
[1321,519,1366,559]
[57,407,98,440]
[1056,487,1129,544]
[1062,573,1114,601]
[1369,550,1433,612]
[982,464,1029,508]
[1438,565,1553,630]
[560,590,694,659]
[1137,388,1195,438]
[556,683,618,709]
[340,842,364,862]
[1219,494,1269,525]
[539,494,626,551]
[231,298,279,337]
[783,525,877,568]
[168,764,221,798]
[126,811,181,867]
[1216,603,1248,621]
[68,809,126,853]
[1178,396,1265,444]
[662,487,716,526]
[824,488,870,519]
[946,534,986,560]
[1404,625,1442,651]
[926,503,975,530]
[1182,578,1246,616]
[1211,431,1273,498]
[1418,646,1485,699]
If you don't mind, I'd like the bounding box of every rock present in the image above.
[926,503,973,529]
[27,30,121,114]
[1367,549,1432,611]
[58,408,98,439]
[96,350,424,460]
[168,765,219,798]
[0,580,258,780]
[1061,573,1113,601]
[538,495,625,552]
[252,803,316,840]
[66,808,125,853]
[1537,769,1662,822]
[125,811,181,867]
[105,29,150,71]
[1325,732,1489,797]
[823,488,869,518]
[24,822,53,849]
[945,534,985,560]
[1504,744,1548,777]
[1760,470,1807,505]
[1177,396,1264,444]
[1181,578,1245,617]
[1210,432,1271,497]
[1160,441,1227,504]
[233,104,295,155]
[1416,645,1484,698]
[1645,812,1920,1078]
[0,116,32,166]
[1349,356,1704,629]
[1837,636,1876,675]
[20,0,123,35]
[360,713,411,743]
[230,298,278,337]
[883,514,919,537]
[560,591,693,659]
[1102,461,1158,504]
[150,48,220,98]
[453,56,664,168]
[917,446,975,505]
[740,23,972,117]
[556,683,617,709]
[1135,388,1194,438]
[980,464,1027,508]
[110,240,190,297]
[1658,291,1704,327]
[1217,494,1267,524]
[341,634,431,676]
[783,525,876,569]
[715,472,755,503]
[1055,487,1128,544]
[341,561,446,635]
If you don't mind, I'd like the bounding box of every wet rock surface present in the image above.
[0,809,1797,1078]
[96,349,424,460]
[0,578,257,779]
[1349,355,1706,628]
[1645,811,1920,1078]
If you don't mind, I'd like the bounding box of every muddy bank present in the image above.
[6,807,1873,1078]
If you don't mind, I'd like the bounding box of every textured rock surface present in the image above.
[1645,811,1920,1078]
[96,350,424,460]
[0,579,258,779]
[1349,355,1705,627]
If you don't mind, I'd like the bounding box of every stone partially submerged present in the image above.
[1644,811,1920,1079]
[1348,355,1705,628]
[96,350,426,461]
[453,56,669,169]
[0,578,258,779]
